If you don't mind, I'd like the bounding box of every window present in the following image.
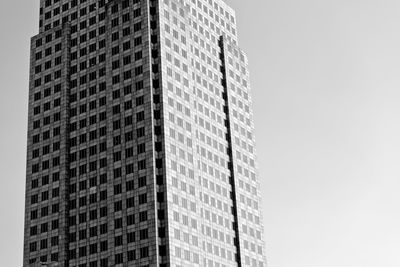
[138,176,146,187]
[140,247,149,258]
[137,127,145,137]
[138,159,146,170]
[115,253,123,264]
[123,41,130,50]
[134,66,143,75]
[137,143,145,154]
[126,180,134,191]
[123,27,131,36]
[111,18,119,28]
[124,101,132,110]
[136,96,144,106]
[122,13,130,22]
[138,193,147,205]
[134,22,142,32]
[135,51,142,60]
[114,184,122,195]
[114,167,122,178]
[139,211,147,222]
[136,111,144,122]
[89,243,97,254]
[89,209,97,220]
[126,163,134,174]
[29,242,37,252]
[134,36,142,46]
[123,55,131,65]
[111,32,119,41]
[114,201,122,211]
[115,218,123,229]
[127,197,134,208]
[127,232,135,243]
[139,229,148,240]
[100,241,108,252]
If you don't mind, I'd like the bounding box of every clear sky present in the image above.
[1,0,399,266]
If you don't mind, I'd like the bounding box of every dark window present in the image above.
[126,180,134,191]
[137,127,145,137]
[139,211,147,222]
[139,229,148,240]
[140,247,149,258]
[134,22,142,32]
[135,80,144,90]
[114,201,122,211]
[137,143,145,154]
[127,214,135,225]
[115,253,123,264]
[136,111,144,122]
[115,218,123,229]
[100,241,108,252]
[126,163,134,174]
[114,184,122,195]
[138,193,147,205]
[138,176,147,187]
[138,159,146,170]
[127,232,135,243]
[127,197,134,208]
[123,27,131,36]
[128,250,136,261]
[100,206,107,217]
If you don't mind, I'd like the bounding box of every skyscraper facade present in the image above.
[24,0,266,266]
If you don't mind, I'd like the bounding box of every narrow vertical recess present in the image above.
[60,23,72,267]
[219,36,242,266]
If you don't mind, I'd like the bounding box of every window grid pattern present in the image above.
[25,0,266,267]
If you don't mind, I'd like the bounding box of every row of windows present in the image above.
[30,175,152,207]
[68,203,147,222]
[28,253,59,265]
[32,125,59,141]
[67,110,145,134]
[33,83,61,101]
[30,188,59,204]
[33,98,60,115]
[42,10,107,32]
[69,125,145,147]
[34,69,62,86]
[31,173,58,188]
[29,200,148,223]
[31,156,60,173]
[30,206,58,220]
[66,176,148,196]
[29,221,59,236]
[31,172,60,186]
[36,126,149,162]
[68,246,149,262]
[30,240,149,261]
[68,157,148,178]
[32,112,61,129]
[33,126,150,162]
[68,23,141,51]
[72,229,149,246]
[34,44,62,65]
[40,0,142,35]
[35,29,62,48]
[43,0,105,10]
[43,0,140,14]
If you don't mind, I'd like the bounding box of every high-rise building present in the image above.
[24,0,266,266]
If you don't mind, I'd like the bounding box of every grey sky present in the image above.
[1,0,399,266]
